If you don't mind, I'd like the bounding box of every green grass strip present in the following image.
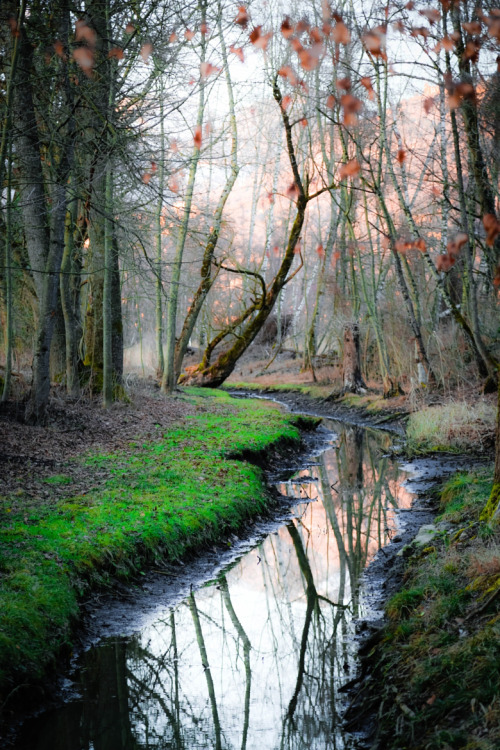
[0,389,303,702]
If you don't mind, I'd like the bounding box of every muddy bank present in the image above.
[227,387,408,434]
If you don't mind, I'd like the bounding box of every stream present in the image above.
[9,407,463,750]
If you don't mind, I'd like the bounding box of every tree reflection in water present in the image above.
[14,421,412,750]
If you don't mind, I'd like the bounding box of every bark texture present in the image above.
[342,323,367,394]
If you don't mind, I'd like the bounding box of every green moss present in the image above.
[481,482,500,522]
[0,389,303,701]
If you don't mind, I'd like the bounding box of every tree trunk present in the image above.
[482,379,500,521]
[1,137,13,403]
[183,196,307,387]
[102,162,113,408]
[13,29,49,304]
[111,231,123,389]
[155,91,165,379]
[25,182,70,424]
[162,0,207,393]
[23,1,75,423]
[343,323,367,394]
[60,200,81,397]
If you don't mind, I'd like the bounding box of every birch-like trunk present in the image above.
[162,1,207,393]
[174,5,239,380]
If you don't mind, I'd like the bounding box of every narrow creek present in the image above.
[11,414,438,750]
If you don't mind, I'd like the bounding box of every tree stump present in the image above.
[343,323,367,394]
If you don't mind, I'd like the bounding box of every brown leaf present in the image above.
[447,232,468,255]
[75,20,96,46]
[339,157,361,178]
[193,125,202,149]
[281,17,294,39]
[72,47,94,76]
[331,21,351,45]
[360,76,375,100]
[230,45,245,62]
[483,214,500,247]
[200,61,221,79]
[419,8,441,24]
[108,47,124,60]
[362,28,387,60]
[235,6,250,28]
[336,76,351,91]
[250,26,273,50]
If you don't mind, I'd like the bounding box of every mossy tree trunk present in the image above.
[60,197,83,397]
[182,78,325,388]
[183,193,307,387]
[482,380,500,522]
[1,135,13,403]
[15,5,75,424]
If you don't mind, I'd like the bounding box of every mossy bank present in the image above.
[0,389,311,711]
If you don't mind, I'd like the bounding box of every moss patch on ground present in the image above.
[0,389,304,706]
[359,467,500,750]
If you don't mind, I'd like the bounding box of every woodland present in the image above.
[1,2,500,744]
[2,0,500,506]
[0,0,499,463]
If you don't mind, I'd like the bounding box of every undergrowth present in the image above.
[368,467,500,749]
[0,388,303,705]
[406,400,495,456]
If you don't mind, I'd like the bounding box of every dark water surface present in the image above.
[13,420,414,750]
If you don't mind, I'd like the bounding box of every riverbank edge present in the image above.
[222,382,496,458]
[344,468,499,750]
[224,385,499,748]
[0,389,319,721]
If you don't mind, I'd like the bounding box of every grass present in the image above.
[0,388,305,705]
[366,466,500,750]
[221,381,332,399]
[406,400,496,455]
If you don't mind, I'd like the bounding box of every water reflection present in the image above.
[14,421,412,750]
